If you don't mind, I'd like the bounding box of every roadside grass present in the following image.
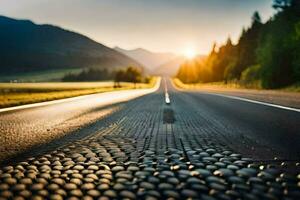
[173,78,300,92]
[172,78,245,90]
[172,78,243,90]
[282,83,300,92]
[0,78,157,108]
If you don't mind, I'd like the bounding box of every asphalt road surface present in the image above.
[0,78,299,200]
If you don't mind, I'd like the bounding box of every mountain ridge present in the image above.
[114,47,177,73]
[0,15,143,75]
[115,47,207,76]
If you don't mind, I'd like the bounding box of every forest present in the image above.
[176,0,300,89]
[62,68,114,82]
[62,66,146,86]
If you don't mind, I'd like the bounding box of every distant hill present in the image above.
[114,47,176,73]
[0,16,142,76]
[153,56,186,77]
[153,55,207,77]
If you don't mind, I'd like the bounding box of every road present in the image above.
[180,84,300,109]
[0,78,299,199]
[0,81,160,161]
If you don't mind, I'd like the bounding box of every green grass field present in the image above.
[0,78,157,108]
[0,68,83,82]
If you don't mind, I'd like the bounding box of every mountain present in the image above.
[114,47,176,73]
[0,16,142,75]
[153,56,185,76]
[153,55,207,77]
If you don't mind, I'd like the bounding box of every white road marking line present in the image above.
[164,78,171,104]
[165,93,171,104]
[203,92,300,113]
[0,78,161,113]
[0,95,89,113]
[171,79,300,113]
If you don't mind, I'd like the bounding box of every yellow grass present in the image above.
[172,78,246,90]
[282,83,300,92]
[173,78,300,92]
[0,78,157,108]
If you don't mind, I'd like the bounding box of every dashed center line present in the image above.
[164,78,171,105]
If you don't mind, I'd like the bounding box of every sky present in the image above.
[0,0,275,55]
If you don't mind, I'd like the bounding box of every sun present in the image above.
[183,48,197,59]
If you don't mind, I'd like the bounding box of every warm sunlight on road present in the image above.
[0,78,161,160]
[1,77,300,200]
[0,0,299,199]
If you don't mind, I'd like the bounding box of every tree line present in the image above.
[177,0,300,89]
[62,68,114,82]
[62,66,146,86]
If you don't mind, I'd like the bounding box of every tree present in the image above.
[125,67,142,86]
[114,66,142,87]
[62,68,113,82]
[257,2,299,88]
[252,11,262,25]
[208,38,236,82]
[226,11,262,80]
[114,69,125,88]
[177,59,200,83]
[273,0,292,10]
[293,22,300,80]
[176,3,300,88]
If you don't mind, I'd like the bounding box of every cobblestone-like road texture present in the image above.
[0,78,300,200]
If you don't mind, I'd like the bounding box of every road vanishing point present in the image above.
[0,78,300,200]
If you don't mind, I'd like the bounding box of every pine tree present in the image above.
[273,0,292,10]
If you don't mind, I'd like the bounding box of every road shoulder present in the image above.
[172,79,300,109]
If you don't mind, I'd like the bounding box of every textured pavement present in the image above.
[0,79,299,199]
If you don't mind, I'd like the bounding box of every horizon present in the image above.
[0,0,274,55]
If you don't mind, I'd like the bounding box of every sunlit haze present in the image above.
[0,0,274,55]
[184,48,197,59]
